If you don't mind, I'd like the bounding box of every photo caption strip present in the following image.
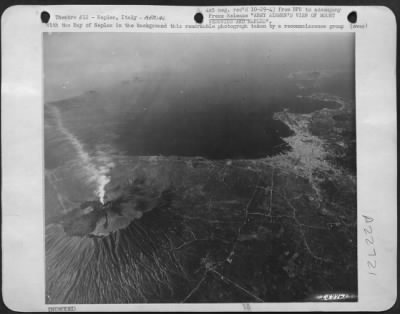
[41,6,363,32]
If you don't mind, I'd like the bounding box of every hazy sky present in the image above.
[44,32,354,102]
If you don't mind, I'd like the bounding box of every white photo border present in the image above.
[1,5,397,312]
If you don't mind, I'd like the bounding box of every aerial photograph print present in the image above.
[44,32,357,304]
